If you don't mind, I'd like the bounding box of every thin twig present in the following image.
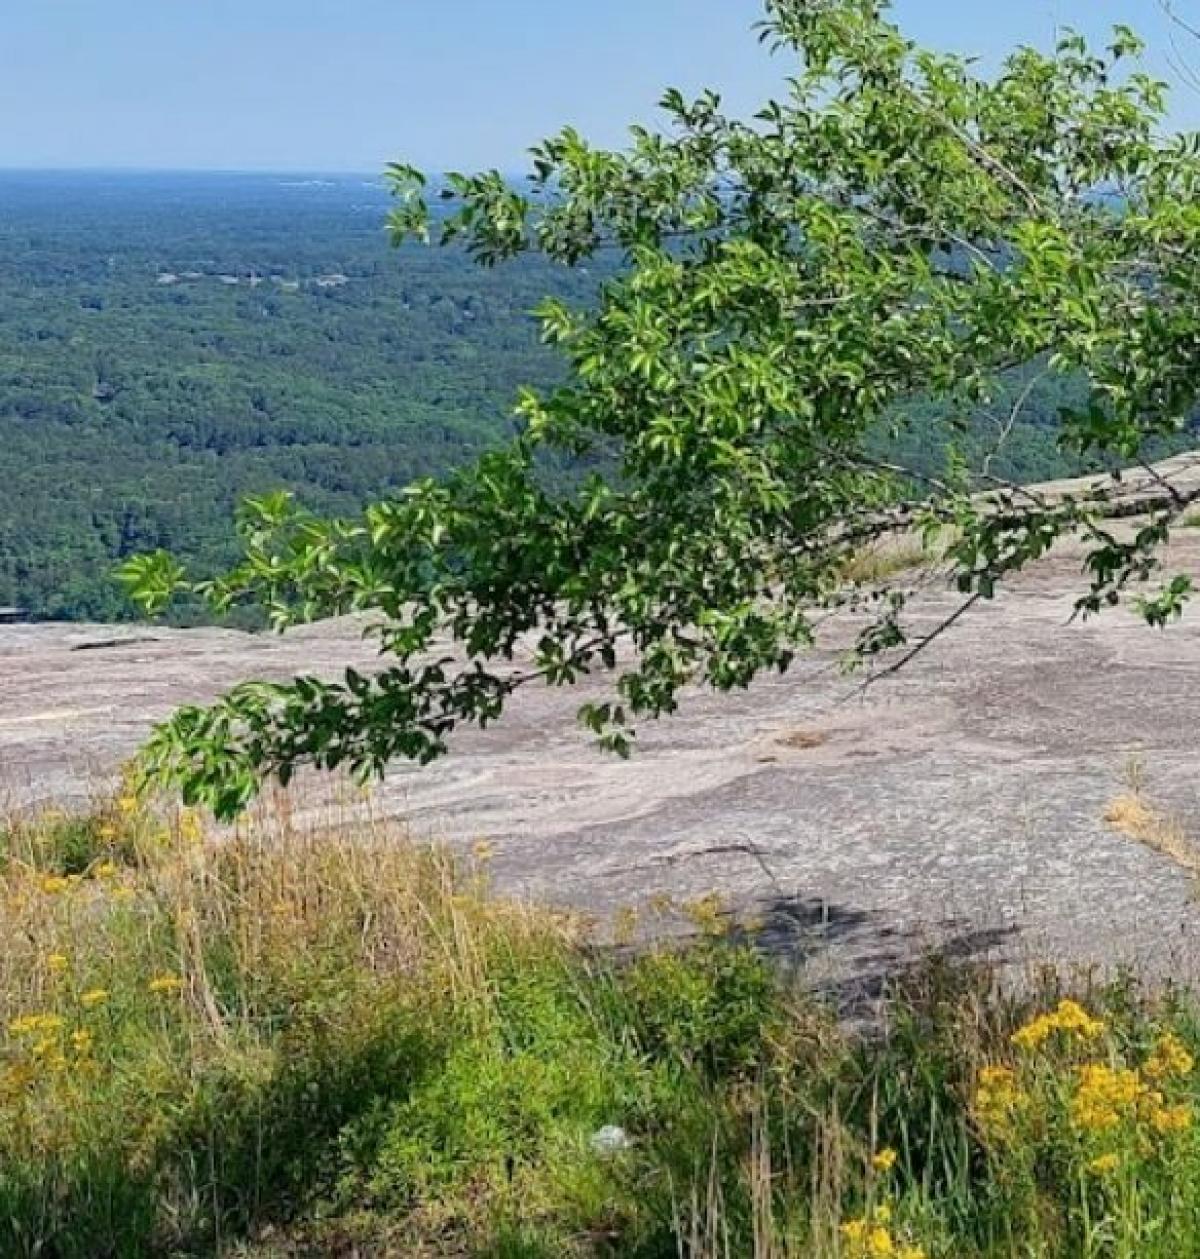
[982,371,1046,478]
[844,592,984,701]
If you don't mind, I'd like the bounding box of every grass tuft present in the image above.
[1104,791,1200,880]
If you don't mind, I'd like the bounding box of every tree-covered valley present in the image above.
[0,171,601,620]
[0,170,1184,622]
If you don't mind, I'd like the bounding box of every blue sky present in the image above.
[2,1,1198,172]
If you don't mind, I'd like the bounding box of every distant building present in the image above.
[0,607,26,625]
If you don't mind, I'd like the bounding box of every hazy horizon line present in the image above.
[0,164,523,179]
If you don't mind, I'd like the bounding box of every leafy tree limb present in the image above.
[124,0,1200,817]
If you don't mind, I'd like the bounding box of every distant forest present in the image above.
[0,171,1179,623]
[0,172,600,621]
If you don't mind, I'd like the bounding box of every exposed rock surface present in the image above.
[2,528,1199,997]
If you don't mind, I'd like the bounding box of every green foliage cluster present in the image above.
[127,2,1200,816]
[0,172,598,620]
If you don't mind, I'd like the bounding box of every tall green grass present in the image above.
[0,786,1198,1256]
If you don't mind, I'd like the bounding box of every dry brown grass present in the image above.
[839,536,931,586]
[1104,792,1200,880]
[776,729,829,751]
[838,526,958,588]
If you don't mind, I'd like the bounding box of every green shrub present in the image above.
[623,939,779,1079]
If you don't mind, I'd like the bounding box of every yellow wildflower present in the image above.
[80,988,109,1009]
[840,1217,899,1258]
[0,1063,35,1095]
[872,1147,898,1173]
[973,1065,1028,1138]
[1012,999,1105,1051]
[148,974,183,995]
[96,822,118,841]
[47,953,69,975]
[1071,1063,1147,1132]
[1053,999,1106,1036]
[40,875,71,896]
[71,1029,93,1055]
[116,794,139,816]
[1145,1032,1195,1081]
[93,861,119,880]
[1010,1015,1053,1050]
[979,1065,1016,1087]
[867,1226,895,1257]
[1087,1152,1120,1175]
[898,1250,927,1259]
[111,887,136,903]
[9,1013,63,1037]
[178,809,203,844]
[1150,1104,1193,1135]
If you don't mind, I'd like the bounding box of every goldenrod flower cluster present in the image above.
[40,874,78,896]
[972,1065,1028,1137]
[1145,1032,1195,1082]
[840,1205,926,1258]
[30,862,130,901]
[1011,999,1105,1051]
[1070,1057,1193,1139]
[976,999,1197,1189]
[1150,1104,1193,1135]
[1087,1152,1120,1175]
[9,1013,64,1038]
[1071,1063,1149,1132]
[7,1005,97,1081]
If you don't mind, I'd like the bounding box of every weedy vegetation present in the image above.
[0,787,1198,1257]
